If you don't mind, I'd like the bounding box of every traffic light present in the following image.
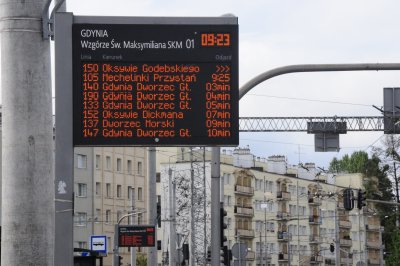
[357,189,367,209]
[330,243,335,252]
[206,248,211,263]
[118,256,123,266]
[222,246,232,265]
[156,201,161,227]
[343,188,354,211]
[220,206,228,247]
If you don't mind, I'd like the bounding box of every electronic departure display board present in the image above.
[118,225,155,247]
[73,21,238,146]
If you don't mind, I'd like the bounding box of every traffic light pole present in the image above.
[211,147,221,265]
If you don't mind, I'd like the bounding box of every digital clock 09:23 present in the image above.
[201,33,230,47]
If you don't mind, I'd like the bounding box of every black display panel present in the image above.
[72,23,238,146]
[118,225,155,247]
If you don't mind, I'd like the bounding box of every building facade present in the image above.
[73,147,147,266]
[156,147,385,266]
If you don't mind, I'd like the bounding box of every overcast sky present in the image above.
[4,0,400,168]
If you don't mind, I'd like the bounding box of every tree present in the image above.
[329,151,395,251]
[328,151,369,173]
[385,228,400,266]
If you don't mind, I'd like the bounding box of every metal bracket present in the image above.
[42,0,66,40]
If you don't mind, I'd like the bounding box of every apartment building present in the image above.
[156,147,384,266]
[73,147,147,266]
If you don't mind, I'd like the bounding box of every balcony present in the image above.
[309,235,322,244]
[277,231,289,241]
[234,205,254,217]
[234,185,254,196]
[236,229,255,239]
[310,255,323,263]
[277,191,291,201]
[256,253,272,262]
[339,220,352,229]
[366,241,381,250]
[340,238,352,247]
[324,258,336,265]
[278,253,289,262]
[309,215,322,225]
[368,258,380,265]
[340,257,353,265]
[246,251,255,261]
[366,223,380,231]
[308,197,322,205]
[276,211,290,221]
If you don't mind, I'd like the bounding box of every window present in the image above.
[288,185,296,195]
[289,204,297,215]
[117,210,122,222]
[127,160,132,174]
[77,183,87,197]
[117,185,122,198]
[77,241,87,249]
[105,210,111,224]
[95,155,101,169]
[138,187,143,201]
[107,237,112,251]
[265,181,273,192]
[75,212,87,226]
[290,245,297,254]
[95,209,101,222]
[299,186,307,195]
[106,156,111,170]
[288,225,297,235]
[137,161,143,175]
[128,186,133,200]
[77,154,87,169]
[299,226,307,235]
[224,195,231,206]
[223,173,231,185]
[298,206,306,216]
[117,158,122,172]
[137,213,142,225]
[95,182,101,196]
[106,183,111,198]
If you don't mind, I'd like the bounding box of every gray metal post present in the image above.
[335,208,340,266]
[1,1,54,265]
[131,188,136,266]
[169,167,177,266]
[54,12,73,266]
[211,147,221,265]
[148,147,157,265]
[113,224,120,266]
[190,148,196,266]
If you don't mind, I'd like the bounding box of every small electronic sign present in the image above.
[72,20,238,146]
[118,225,155,247]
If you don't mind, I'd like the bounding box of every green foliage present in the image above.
[329,150,395,253]
[385,228,400,266]
[136,253,147,266]
[328,151,369,173]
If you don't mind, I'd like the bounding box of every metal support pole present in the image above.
[113,224,120,266]
[1,0,54,265]
[211,147,221,265]
[203,148,208,266]
[148,147,157,265]
[190,148,196,266]
[335,208,340,266]
[169,167,177,266]
[131,188,136,266]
